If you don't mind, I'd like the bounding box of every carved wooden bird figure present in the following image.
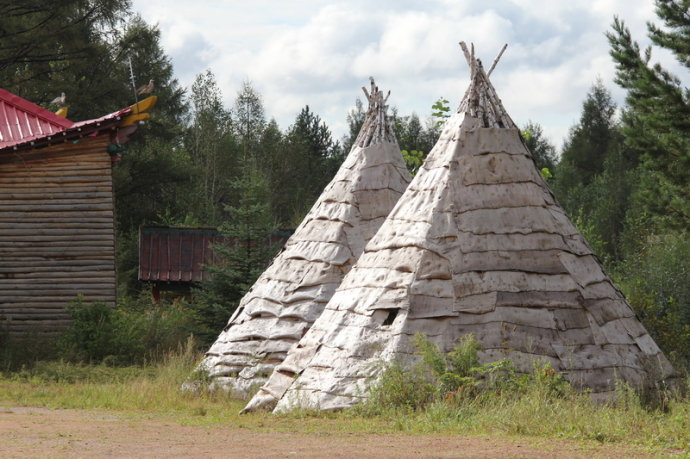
[137,79,154,95]
[50,92,66,106]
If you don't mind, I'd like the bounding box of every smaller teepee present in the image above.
[197,79,411,396]
[245,43,677,413]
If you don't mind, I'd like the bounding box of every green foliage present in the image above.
[363,334,522,414]
[0,3,185,123]
[185,70,237,224]
[6,360,155,385]
[393,111,438,159]
[190,164,278,345]
[551,82,634,265]
[389,98,450,176]
[0,353,688,454]
[617,231,690,369]
[521,121,557,171]
[266,105,343,226]
[582,149,636,263]
[0,340,243,418]
[361,360,438,413]
[557,80,620,186]
[570,208,611,266]
[431,97,451,127]
[57,296,197,366]
[607,7,690,230]
[358,337,688,453]
[401,149,425,176]
[113,138,196,296]
[342,98,366,153]
[58,300,121,363]
[233,80,267,155]
[0,327,59,372]
[0,1,130,116]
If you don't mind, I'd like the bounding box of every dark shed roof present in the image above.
[139,226,224,283]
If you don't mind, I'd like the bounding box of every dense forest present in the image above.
[0,0,688,369]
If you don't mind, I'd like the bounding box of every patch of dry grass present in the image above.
[0,343,687,455]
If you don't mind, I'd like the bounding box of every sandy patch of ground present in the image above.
[0,406,654,458]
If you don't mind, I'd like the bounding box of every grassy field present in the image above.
[1,344,688,456]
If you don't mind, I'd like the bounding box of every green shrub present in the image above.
[361,360,437,415]
[414,333,516,400]
[0,327,59,372]
[119,293,198,361]
[58,299,120,363]
[617,231,690,370]
[57,295,197,365]
[7,360,154,384]
[363,334,519,413]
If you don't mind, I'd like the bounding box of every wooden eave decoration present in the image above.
[119,96,157,127]
[0,93,158,155]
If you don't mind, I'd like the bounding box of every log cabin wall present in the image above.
[0,135,116,336]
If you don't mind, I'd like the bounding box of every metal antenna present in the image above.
[128,56,139,107]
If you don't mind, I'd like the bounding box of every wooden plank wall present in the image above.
[0,136,116,336]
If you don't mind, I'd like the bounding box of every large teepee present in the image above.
[244,43,677,412]
[198,79,411,396]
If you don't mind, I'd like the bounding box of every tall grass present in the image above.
[0,339,388,432]
[384,380,689,451]
[1,338,216,414]
[0,335,688,453]
[356,334,689,451]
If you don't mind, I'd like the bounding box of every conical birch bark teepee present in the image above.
[198,79,411,396]
[245,43,677,412]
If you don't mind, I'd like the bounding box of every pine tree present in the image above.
[233,81,266,162]
[607,2,690,228]
[552,82,621,215]
[192,163,277,345]
[271,106,342,226]
[558,80,619,186]
[551,82,627,264]
[521,121,557,172]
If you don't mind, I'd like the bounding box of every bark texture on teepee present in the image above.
[198,79,411,396]
[245,43,677,413]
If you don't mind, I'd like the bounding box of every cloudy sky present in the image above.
[131,0,670,150]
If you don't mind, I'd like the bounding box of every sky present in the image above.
[130,0,673,150]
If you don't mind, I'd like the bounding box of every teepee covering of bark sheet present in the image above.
[246,43,676,413]
[199,79,411,396]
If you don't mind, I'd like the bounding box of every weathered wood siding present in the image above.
[0,136,116,335]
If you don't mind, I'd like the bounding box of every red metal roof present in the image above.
[0,88,74,148]
[139,227,225,283]
[0,88,132,152]
[138,226,294,284]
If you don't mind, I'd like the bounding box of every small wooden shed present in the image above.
[0,88,155,336]
[138,226,294,301]
[139,226,224,301]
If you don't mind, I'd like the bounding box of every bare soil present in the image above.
[0,406,654,458]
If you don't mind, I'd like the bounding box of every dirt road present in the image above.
[0,406,652,458]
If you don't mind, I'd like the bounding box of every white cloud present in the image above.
[131,0,668,150]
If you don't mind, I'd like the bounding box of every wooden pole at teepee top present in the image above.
[487,44,508,77]
[459,41,472,66]
[353,76,395,148]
